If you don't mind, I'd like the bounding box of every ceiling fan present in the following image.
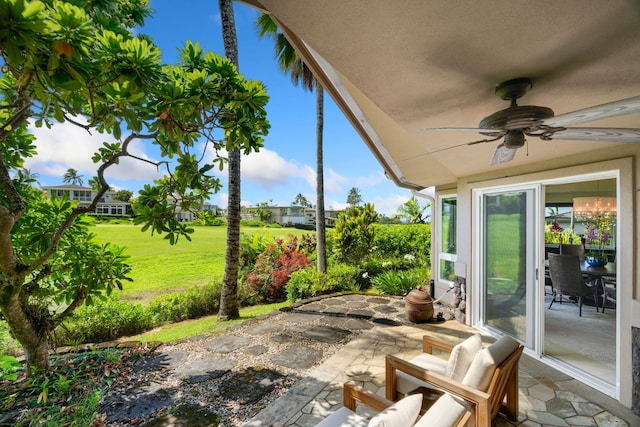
[419,77,640,165]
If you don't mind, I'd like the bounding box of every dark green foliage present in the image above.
[192,211,225,226]
[58,281,224,344]
[286,264,360,302]
[294,223,315,230]
[325,263,360,292]
[60,298,152,343]
[371,268,427,296]
[371,224,431,259]
[286,268,319,301]
[239,230,275,271]
[240,219,269,227]
[146,283,222,324]
[332,204,377,263]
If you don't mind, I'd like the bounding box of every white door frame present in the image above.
[467,160,630,401]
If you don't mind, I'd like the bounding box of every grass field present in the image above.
[92,224,310,303]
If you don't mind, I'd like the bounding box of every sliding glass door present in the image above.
[480,188,537,345]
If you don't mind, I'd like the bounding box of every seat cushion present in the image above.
[368,393,422,427]
[315,407,369,427]
[414,393,467,427]
[395,353,448,394]
[461,334,520,391]
[444,333,483,382]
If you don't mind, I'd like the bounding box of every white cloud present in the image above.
[25,122,164,182]
[355,170,387,187]
[370,193,411,217]
[324,168,349,193]
[241,148,315,189]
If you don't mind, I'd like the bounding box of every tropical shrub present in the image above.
[371,224,431,260]
[286,268,322,302]
[58,281,224,344]
[246,236,312,302]
[371,268,427,296]
[239,230,275,276]
[60,298,152,344]
[332,203,378,263]
[286,264,360,302]
[146,283,222,323]
[325,263,360,292]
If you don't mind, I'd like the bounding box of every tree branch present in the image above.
[23,132,159,276]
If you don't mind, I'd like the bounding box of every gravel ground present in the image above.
[98,311,360,427]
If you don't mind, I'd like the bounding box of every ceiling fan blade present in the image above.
[548,127,640,142]
[544,96,640,127]
[490,143,517,166]
[421,127,502,133]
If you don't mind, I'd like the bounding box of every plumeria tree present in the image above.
[0,0,269,374]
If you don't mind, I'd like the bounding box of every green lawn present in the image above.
[92,224,309,303]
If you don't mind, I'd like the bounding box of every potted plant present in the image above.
[583,219,612,266]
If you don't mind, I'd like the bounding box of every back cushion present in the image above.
[368,393,422,427]
[445,333,483,382]
[461,335,519,391]
[414,393,467,427]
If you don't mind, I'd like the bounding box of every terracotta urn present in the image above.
[405,285,434,323]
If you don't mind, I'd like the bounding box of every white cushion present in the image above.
[315,407,369,427]
[368,393,422,427]
[487,334,519,365]
[444,334,483,382]
[414,393,467,427]
[395,353,448,395]
[461,335,519,391]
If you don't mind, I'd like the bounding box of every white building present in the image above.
[41,184,130,215]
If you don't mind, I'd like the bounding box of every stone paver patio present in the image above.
[245,295,638,427]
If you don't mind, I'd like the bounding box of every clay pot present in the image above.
[405,286,434,323]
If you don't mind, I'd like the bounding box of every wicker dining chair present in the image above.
[547,253,599,316]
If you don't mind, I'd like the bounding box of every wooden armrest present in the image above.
[385,354,489,404]
[422,334,457,354]
[343,381,393,412]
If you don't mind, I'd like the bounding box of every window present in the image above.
[73,190,92,202]
[438,195,457,282]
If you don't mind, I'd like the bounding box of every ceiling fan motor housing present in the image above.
[479,105,555,131]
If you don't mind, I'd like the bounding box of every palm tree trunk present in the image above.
[217,0,240,320]
[315,86,327,273]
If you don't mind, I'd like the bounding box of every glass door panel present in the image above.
[483,190,534,342]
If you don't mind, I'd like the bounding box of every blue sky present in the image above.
[25,0,423,216]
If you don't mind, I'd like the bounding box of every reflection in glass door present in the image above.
[483,190,535,344]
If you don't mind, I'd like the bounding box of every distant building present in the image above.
[172,201,220,222]
[41,184,131,215]
[238,205,343,226]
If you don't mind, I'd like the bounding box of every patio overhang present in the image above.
[238,0,640,190]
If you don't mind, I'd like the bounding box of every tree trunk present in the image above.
[1,292,51,374]
[218,0,240,320]
[315,86,327,273]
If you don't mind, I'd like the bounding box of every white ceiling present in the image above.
[241,0,640,189]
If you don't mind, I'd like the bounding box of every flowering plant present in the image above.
[544,222,582,244]
[583,221,611,257]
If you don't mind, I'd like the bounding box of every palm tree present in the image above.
[62,168,83,186]
[217,0,241,320]
[256,13,327,273]
[347,187,363,207]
